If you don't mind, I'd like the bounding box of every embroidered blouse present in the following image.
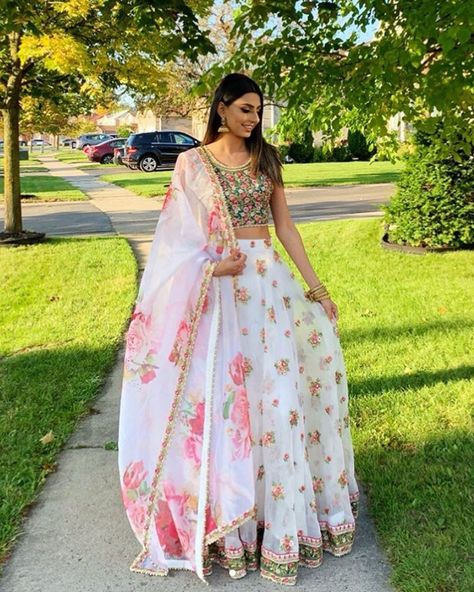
[202,145,273,229]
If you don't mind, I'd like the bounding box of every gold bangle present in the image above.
[305,289,330,302]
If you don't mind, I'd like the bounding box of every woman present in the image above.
[118,73,359,586]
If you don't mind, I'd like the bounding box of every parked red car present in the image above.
[86,138,127,164]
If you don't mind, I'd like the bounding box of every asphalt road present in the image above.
[1,183,393,237]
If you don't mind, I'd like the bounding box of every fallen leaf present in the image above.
[40,431,55,445]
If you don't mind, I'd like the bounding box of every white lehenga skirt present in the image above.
[204,238,360,585]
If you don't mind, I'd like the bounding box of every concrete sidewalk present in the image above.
[0,156,394,592]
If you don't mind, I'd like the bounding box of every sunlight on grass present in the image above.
[0,175,87,202]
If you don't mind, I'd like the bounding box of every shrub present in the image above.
[347,129,376,160]
[287,125,314,162]
[383,133,474,248]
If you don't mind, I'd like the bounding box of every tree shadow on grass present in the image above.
[341,318,474,347]
[350,365,474,398]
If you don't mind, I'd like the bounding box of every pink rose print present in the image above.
[335,370,343,384]
[257,465,265,480]
[189,401,205,435]
[184,435,201,465]
[255,259,267,276]
[162,184,174,211]
[230,386,250,431]
[299,364,305,374]
[289,409,299,427]
[308,329,323,348]
[241,327,249,336]
[267,306,276,323]
[272,280,278,287]
[231,427,251,460]
[259,328,266,344]
[272,398,279,407]
[123,460,148,490]
[312,477,324,493]
[324,455,332,463]
[274,358,290,375]
[282,296,291,309]
[284,329,291,338]
[242,356,253,377]
[208,208,224,235]
[338,470,349,487]
[308,430,321,445]
[235,287,251,304]
[261,431,276,447]
[280,535,294,552]
[283,453,290,462]
[272,482,285,501]
[140,368,157,384]
[229,352,245,385]
[205,505,217,534]
[128,499,147,533]
[319,355,333,369]
[325,405,333,415]
[308,378,322,397]
[298,484,306,493]
[155,499,182,556]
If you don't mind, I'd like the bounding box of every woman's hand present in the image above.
[213,247,247,277]
[318,297,339,322]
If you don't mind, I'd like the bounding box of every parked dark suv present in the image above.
[123,131,201,172]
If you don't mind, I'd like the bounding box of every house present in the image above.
[96,109,137,134]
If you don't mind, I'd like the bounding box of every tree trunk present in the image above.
[2,90,22,234]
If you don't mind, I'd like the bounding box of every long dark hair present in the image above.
[202,73,283,186]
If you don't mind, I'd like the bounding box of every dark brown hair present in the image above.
[202,73,283,186]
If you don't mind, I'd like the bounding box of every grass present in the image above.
[101,160,403,198]
[271,219,473,592]
[0,175,87,202]
[53,149,89,164]
[101,170,170,197]
[283,160,403,186]
[0,157,48,174]
[0,218,471,591]
[0,236,137,569]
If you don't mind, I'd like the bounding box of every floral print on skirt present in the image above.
[204,238,360,585]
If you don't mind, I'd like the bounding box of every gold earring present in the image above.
[217,115,230,133]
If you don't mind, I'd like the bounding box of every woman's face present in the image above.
[218,92,262,139]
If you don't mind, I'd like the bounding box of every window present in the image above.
[158,132,173,144]
[173,133,194,145]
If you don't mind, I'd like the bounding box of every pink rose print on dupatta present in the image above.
[128,499,147,533]
[162,183,175,211]
[123,460,148,490]
[155,499,183,556]
[205,504,217,535]
[229,352,245,385]
[169,318,191,365]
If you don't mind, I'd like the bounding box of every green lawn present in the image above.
[0,157,48,174]
[273,219,473,592]
[53,148,89,164]
[101,160,403,198]
[0,175,87,202]
[0,237,137,569]
[0,219,471,591]
[101,170,170,198]
[283,160,403,186]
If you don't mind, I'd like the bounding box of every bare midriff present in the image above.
[234,225,271,240]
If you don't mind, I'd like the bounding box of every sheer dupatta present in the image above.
[118,147,255,581]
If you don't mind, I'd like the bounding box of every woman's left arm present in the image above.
[270,183,339,321]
